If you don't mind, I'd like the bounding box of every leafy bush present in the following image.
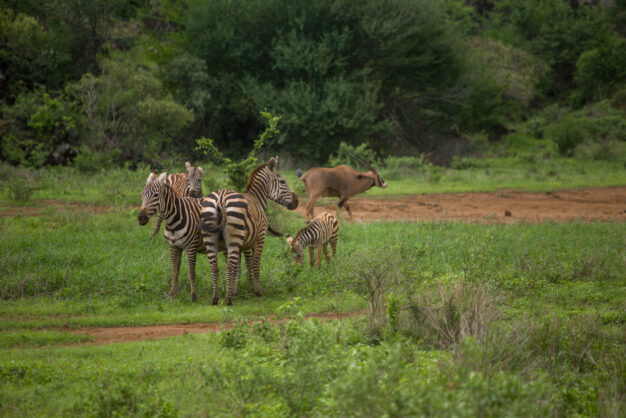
[380,155,429,179]
[327,142,379,168]
[544,101,626,155]
[66,50,194,164]
[196,111,280,191]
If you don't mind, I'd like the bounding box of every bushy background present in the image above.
[1,0,625,167]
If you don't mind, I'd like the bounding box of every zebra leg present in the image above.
[250,245,263,296]
[169,245,182,296]
[322,244,330,264]
[207,247,220,305]
[186,250,198,302]
[316,246,322,267]
[308,246,315,267]
[240,249,254,297]
[331,237,337,258]
[152,213,163,237]
[225,247,241,305]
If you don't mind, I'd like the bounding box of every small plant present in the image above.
[196,111,280,191]
[5,169,41,203]
[404,279,500,348]
[219,318,250,349]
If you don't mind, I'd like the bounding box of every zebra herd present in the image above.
[138,157,337,305]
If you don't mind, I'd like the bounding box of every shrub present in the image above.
[327,142,379,168]
[403,279,500,348]
[381,155,429,179]
[196,111,280,192]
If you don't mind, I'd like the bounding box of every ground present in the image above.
[9,186,626,344]
[295,186,626,223]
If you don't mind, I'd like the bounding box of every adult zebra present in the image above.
[151,162,204,238]
[200,156,298,305]
[138,170,205,302]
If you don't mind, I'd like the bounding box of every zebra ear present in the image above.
[185,161,192,170]
[147,170,159,184]
[267,156,278,171]
[157,172,167,184]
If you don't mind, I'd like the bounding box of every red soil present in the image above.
[294,186,626,224]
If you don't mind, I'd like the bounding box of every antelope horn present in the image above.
[348,152,379,174]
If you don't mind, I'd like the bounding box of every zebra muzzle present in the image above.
[137,210,150,225]
[287,193,299,210]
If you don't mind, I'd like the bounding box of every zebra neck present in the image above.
[295,230,312,247]
[246,178,268,211]
[159,186,181,218]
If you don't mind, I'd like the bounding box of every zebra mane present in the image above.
[245,163,268,192]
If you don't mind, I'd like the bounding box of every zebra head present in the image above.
[185,161,203,198]
[285,234,305,264]
[138,170,167,226]
[264,156,299,210]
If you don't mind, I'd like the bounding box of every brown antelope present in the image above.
[298,156,387,219]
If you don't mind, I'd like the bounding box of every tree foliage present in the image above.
[196,111,280,191]
[0,0,624,167]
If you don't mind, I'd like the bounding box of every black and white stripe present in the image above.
[138,170,205,301]
[151,162,204,237]
[199,157,298,305]
[286,212,338,266]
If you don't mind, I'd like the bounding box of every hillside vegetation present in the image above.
[1,0,624,167]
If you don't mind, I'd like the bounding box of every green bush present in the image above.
[327,142,379,168]
[544,101,626,155]
[380,155,430,179]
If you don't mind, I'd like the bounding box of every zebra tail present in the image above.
[200,198,228,234]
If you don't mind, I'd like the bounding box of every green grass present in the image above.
[1,161,625,416]
[1,155,624,209]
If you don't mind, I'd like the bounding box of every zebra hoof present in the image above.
[226,298,232,306]
[191,293,197,302]
[211,296,218,305]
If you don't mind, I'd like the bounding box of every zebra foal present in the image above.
[138,170,205,302]
[151,161,204,237]
[199,156,298,305]
[286,212,338,267]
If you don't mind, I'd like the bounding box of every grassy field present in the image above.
[1,157,625,416]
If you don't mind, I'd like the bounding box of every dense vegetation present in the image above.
[1,0,624,167]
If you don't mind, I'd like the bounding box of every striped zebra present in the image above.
[199,156,298,305]
[138,170,205,302]
[151,162,204,237]
[286,212,338,267]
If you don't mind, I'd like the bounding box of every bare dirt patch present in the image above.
[67,311,364,345]
[294,186,626,223]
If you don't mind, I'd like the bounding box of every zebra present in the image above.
[151,162,204,238]
[138,170,206,302]
[199,156,298,305]
[285,212,338,267]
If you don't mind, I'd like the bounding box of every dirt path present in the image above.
[3,187,625,223]
[294,186,626,223]
[67,311,364,345]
